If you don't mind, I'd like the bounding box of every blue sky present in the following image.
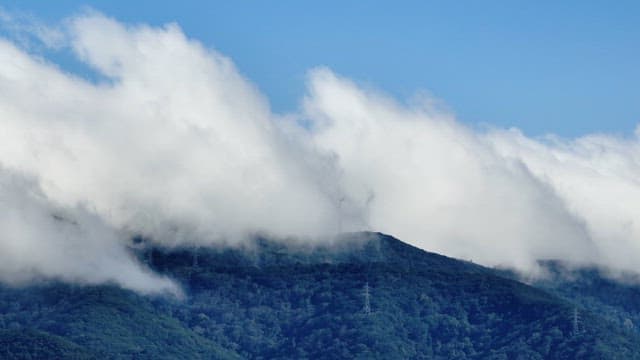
[2,0,639,137]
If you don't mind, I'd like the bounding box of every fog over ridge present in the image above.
[0,11,638,292]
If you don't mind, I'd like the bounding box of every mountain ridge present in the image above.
[1,232,639,359]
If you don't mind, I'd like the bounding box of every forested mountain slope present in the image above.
[1,232,638,359]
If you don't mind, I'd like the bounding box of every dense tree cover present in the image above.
[0,329,95,359]
[525,261,640,338]
[0,284,240,359]
[1,232,639,359]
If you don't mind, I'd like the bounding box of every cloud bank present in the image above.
[0,11,639,291]
[0,168,179,295]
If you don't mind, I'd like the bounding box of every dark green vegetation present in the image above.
[0,329,95,359]
[528,261,640,338]
[1,232,640,359]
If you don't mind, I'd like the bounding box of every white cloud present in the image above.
[0,11,639,291]
[0,168,179,295]
[305,69,597,272]
[0,12,358,292]
[487,129,640,271]
[0,12,349,246]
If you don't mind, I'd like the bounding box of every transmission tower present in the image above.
[363,282,371,315]
[572,307,581,335]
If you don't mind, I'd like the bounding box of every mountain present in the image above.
[1,232,639,359]
[523,261,640,336]
[0,329,96,359]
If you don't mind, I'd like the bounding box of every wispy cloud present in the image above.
[0,7,64,49]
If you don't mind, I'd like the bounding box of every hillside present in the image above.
[1,232,639,359]
[524,261,640,337]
